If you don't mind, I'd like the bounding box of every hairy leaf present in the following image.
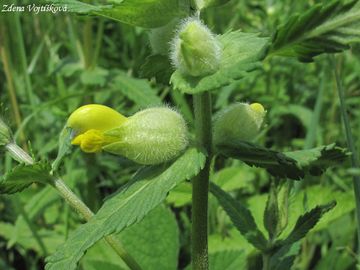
[218,141,349,180]
[171,31,269,94]
[45,148,205,270]
[210,182,268,251]
[280,201,336,246]
[269,0,360,62]
[0,162,53,194]
[50,0,190,28]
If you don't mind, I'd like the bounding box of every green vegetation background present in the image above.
[0,0,359,269]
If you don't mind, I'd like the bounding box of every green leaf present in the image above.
[208,250,247,270]
[269,243,300,270]
[140,54,174,84]
[82,205,179,270]
[247,185,354,238]
[280,201,336,246]
[45,148,205,270]
[0,162,53,194]
[263,182,280,240]
[119,205,179,270]
[167,182,192,207]
[51,0,107,13]
[52,126,72,172]
[111,71,162,108]
[0,222,65,255]
[51,0,190,28]
[285,143,351,176]
[210,182,268,251]
[0,117,11,146]
[80,67,109,86]
[269,0,360,62]
[170,31,269,94]
[218,141,349,180]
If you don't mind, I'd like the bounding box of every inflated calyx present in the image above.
[170,18,221,77]
[213,102,266,146]
[67,104,188,165]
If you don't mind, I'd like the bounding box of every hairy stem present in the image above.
[332,55,360,251]
[192,92,212,270]
[5,142,142,270]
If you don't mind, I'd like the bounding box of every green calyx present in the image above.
[103,107,189,165]
[171,18,221,77]
[213,102,266,147]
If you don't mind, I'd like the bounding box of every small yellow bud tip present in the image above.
[250,103,265,114]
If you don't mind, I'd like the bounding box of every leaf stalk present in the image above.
[192,92,212,270]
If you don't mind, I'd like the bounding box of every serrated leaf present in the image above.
[111,71,161,108]
[280,201,336,246]
[0,162,53,194]
[50,0,190,28]
[210,182,268,251]
[218,141,349,180]
[170,31,269,94]
[45,148,205,270]
[217,141,303,180]
[269,0,360,62]
[285,143,351,176]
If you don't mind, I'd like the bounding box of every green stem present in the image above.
[192,92,212,270]
[332,55,360,251]
[262,254,270,270]
[5,142,143,270]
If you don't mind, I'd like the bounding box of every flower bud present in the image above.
[67,105,188,165]
[170,18,221,77]
[213,103,266,146]
[104,107,188,165]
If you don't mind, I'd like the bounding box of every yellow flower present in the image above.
[67,104,189,164]
[67,104,127,153]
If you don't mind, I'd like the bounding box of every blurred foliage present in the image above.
[0,0,359,269]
